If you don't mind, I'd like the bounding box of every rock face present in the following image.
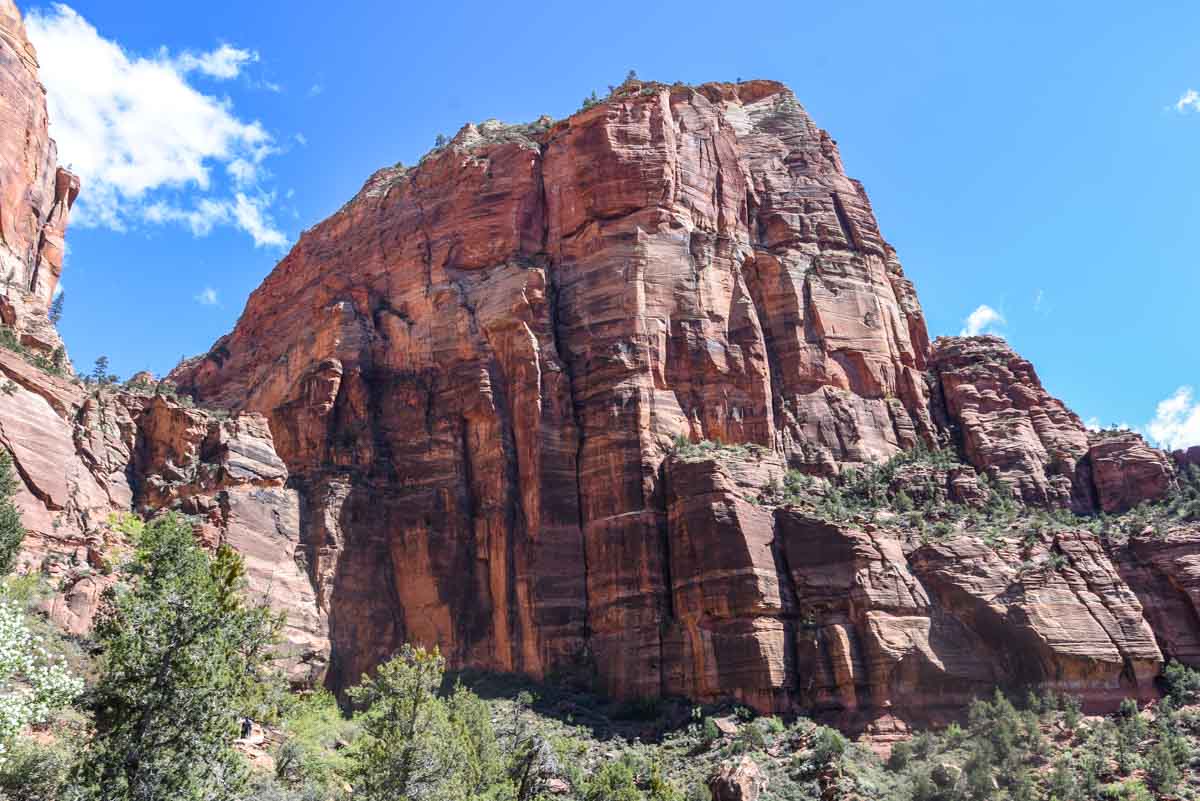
[930,336,1094,511]
[175,79,939,696]
[1088,432,1175,514]
[0,0,323,682]
[3,51,1196,726]
[163,77,1200,721]
[708,756,767,801]
[0,349,329,682]
[0,0,77,354]
[929,336,1176,514]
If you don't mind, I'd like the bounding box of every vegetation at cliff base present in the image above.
[70,514,281,800]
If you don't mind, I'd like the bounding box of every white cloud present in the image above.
[1177,89,1200,112]
[960,304,1006,336]
[1033,289,1045,312]
[194,287,219,305]
[232,193,286,248]
[26,5,286,248]
[1146,386,1200,450]
[226,157,259,188]
[294,133,307,146]
[175,43,257,79]
[141,198,231,236]
[308,83,323,96]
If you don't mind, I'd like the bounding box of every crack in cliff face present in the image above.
[547,265,591,645]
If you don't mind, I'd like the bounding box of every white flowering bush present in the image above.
[0,598,82,759]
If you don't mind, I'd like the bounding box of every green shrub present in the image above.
[1163,660,1200,706]
[583,757,643,801]
[0,737,68,801]
[810,727,847,766]
[0,451,24,576]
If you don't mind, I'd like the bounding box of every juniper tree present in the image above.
[71,514,280,801]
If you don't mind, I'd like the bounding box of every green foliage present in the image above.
[344,644,518,801]
[0,451,24,576]
[671,437,765,464]
[71,514,281,801]
[272,691,355,797]
[809,727,847,766]
[0,327,66,378]
[0,737,69,801]
[48,293,63,326]
[583,757,642,801]
[699,717,720,747]
[344,644,449,800]
[89,356,110,385]
[1162,659,1200,706]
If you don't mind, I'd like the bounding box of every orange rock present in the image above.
[173,80,937,697]
[1088,431,1175,513]
[931,335,1094,510]
[0,0,77,349]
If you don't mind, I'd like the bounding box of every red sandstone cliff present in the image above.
[167,77,1199,726]
[0,0,76,355]
[0,15,1193,729]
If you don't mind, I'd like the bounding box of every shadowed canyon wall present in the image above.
[0,2,1194,732]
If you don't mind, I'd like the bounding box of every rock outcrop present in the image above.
[708,756,767,801]
[0,0,324,683]
[0,0,76,354]
[2,38,1196,728]
[174,79,941,697]
[1087,431,1175,514]
[0,349,329,681]
[929,336,1095,511]
[162,77,1200,722]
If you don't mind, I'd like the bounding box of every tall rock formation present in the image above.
[0,0,327,680]
[0,0,76,354]
[175,80,939,697]
[171,76,1198,725]
[0,30,1193,729]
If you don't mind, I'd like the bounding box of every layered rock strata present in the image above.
[168,77,1198,721]
[0,0,76,354]
[0,349,328,681]
[0,22,1193,726]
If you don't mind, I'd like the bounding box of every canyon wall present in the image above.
[0,0,324,683]
[0,0,76,355]
[167,77,1199,727]
[0,0,1193,731]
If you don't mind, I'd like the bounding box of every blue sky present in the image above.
[22,0,1200,448]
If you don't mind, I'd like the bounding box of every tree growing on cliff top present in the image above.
[71,514,280,801]
[47,292,63,326]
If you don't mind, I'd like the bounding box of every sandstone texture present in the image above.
[0,348,329,682]
[0,0,76,353]
[163,77,1200,721]
[1,49,1196,728]
[0,0,324,683]
[708,755,767,801]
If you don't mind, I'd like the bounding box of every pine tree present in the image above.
[71,514,281,800]
[48,292,64,325]
[344,644,452,800]
[90,355,110,385]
